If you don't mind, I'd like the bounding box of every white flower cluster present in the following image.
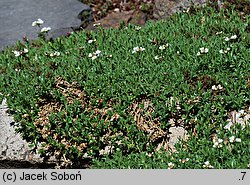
[168,162,175,169]
[135,26,142,31]
[132,46,145,54]
[87,39,96,44]
[41,27,51,33]
[32,18,44,27]
[213,138,223,148]
[99,145,114,155]
[88,50,101,60]
[45,51,60,57]
[215,31,223,35]
[229,136,241,143]
[32,18,51,33]
[197,47,209,56]
[219,47,230,54]
[225,35,237,41]
[203,161,214,169]
[12,48,28,57]
[179,158,190,163]
[159,43,169,50]
[224,109,249,130]
[154,55,163,60]
[211,84,223,91]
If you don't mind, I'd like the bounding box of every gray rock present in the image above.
[0,0,92,52]
[153,0,223,20]
[0,98,42,162]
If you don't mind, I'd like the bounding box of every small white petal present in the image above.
[159,45,166,50]
[92,55,97,60]
[229,136,235,143]
[95,50,101,55]
[212,85,217,90]
[36,18,44,25]
[204,161,210,165]
[32,21,37,27]
[154,55,159,60]
[218,139,223,143]
[23,48,28,53]
[41,27,51,33]
[217,84,223,90]
[235,138,241,142]
[230,35,237,40]
[13,50,21,57]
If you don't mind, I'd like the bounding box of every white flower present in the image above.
[54,51,60,56]
[213,139,223,148]
[212,85,217,90]
[216,31,223,35]
[41,27,51,33]
[93,22,101,27]
[13,50,21,57]
[229,136,235,143]
[219,49,224,54]
[213,142,218,148]
[23,48,28,53]
[88,53,93,58]
[179,158,189,163]
[135,26,141,31]
[203,161,214,169]
[132,46,145,54]
[159,44,169,50]
[91,55,97,60]
[226,48,230,51]
[88,39,96,44]
[32,18,44,27]
[140,47,145,51]
[204,161,210,166]
[132,46,139,53]
[218,138,223,143]
[154,55,159,60]
[95,50,101,55]
[159,45,166,50]
[230,35,237,40]
[225,37,230,41]
[217,84,223,90]
[196,52,201,56]
[88,50,101,60]
[199,47,209,53]
[168,162,174,169]
[235,138,241,142]
[49,51,60,57]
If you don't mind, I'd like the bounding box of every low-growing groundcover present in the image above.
[0,6,249,169]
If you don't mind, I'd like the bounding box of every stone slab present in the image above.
[0,98,42,162]
[0,0,92,51]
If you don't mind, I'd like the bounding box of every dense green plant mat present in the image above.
[0,6,249,168]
